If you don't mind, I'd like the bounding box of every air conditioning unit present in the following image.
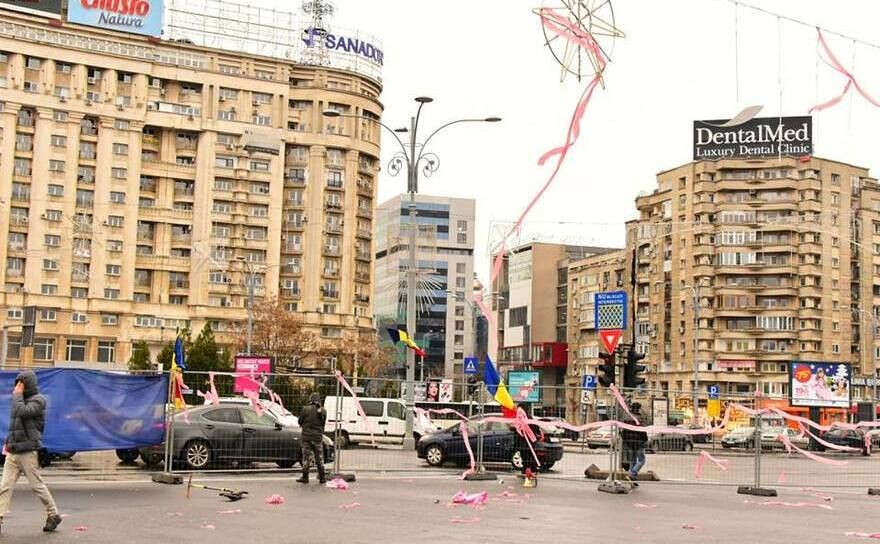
[59,96,67,103]
[219,96,226,102]
[116,104,124,111]
[159,89,166,96]
[225,143,234,150]
[225,278,233,284]
[85,99,93,106]
[87,76,97,85]
[224,301,233,307]
[147,103,155,110]
[40,213,47,220]
[252,100,260,106]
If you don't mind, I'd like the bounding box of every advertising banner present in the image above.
[508,371,540,403]
[233,355,273,394]
[693,116,812,160]
[439,379,453,402]
[0,0,62,17]
[790,361,850,408]
[67,0,164,37]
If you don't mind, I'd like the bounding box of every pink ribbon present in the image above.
[810,28,880,113]
[242,389,264,417]
[451,490,488,507]
[413,407,477,478]
[694,451,730,479]
[609,384,640,425]
[777,433,849,466]
[513,407,541,468]
[797,424,862,453]
[334,371,377,447]
[196,372,221,406]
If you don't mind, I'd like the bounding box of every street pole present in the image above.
[684,285,700,425]
[872,312,878,419]
[403,115,418,451]
[1,326,7,370]
[246,269,254,356]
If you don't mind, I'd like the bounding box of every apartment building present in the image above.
[374,194,476,380]
[0,6,382,367]
[629,156,880,406]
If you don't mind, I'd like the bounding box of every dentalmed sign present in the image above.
[67,0,164,37]
[693,116,812,160]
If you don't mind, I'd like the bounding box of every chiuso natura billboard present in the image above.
[67,0,164,37]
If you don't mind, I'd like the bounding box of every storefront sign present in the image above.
[693,116,812,160]
[67,0,164,37]
[0,0,62,17]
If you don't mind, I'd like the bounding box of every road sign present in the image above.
[582,374,597,390]
[708,384,720,400]
[599,329,623,354]
[708,399,721,418]
[581,390,591,405]
[463,357,479,375]
[594,291,628,330]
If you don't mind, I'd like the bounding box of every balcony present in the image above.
[323,268,340,278]
[285,175,306,187]
[10,191,30,202]
[326,179,344,191]
[356,207,372,218]
[281,288,301,299]
[355,271,370,283]
[323,246,341,256]
[176,138,198,151]
[354,294,370,304]
[325,200,343,211]
[171,233,192,244]
[357,180,373,197]
[355,251,371,262]
[283,243,303,254]
[282,265,302,276]
[141,159,197,179]
[137,231,155,242]
[321,289,340,300]
[324,224,342,235]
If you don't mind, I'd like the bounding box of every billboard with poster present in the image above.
[233,355,273,394]
[425,379,441,402]
[67,0,164,37]
[508,371,540,403]
[789,361,850,408]
[439,379,454,402]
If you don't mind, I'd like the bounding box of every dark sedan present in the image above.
[647,432,694,452]
[416,418,564,471]
[139,405,334,469]
[817,428,871,456]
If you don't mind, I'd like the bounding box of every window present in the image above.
[215,156,235,168]
[39,309,56,321]
[254,115,271,126]
[41,284,58,295]
[203,408,241,424]
[219,87,238,100]
[66,339,87,362]
[113,143,128,155]
[44,234,61,247]
[387,402,405,420]
[106,264,121,276]
[115,119,130,130]
[253,92,272,104]
[107,215,124,227]
[110,191,126,204]
[213,201,232,214]
[508,306,528,327]
[71,312,88,324]
[71,287,88,299]
[250,161,270,173]
[218,110,236,121]
[53,110,68,122]
[97,341,115,363]
[111,167,127,179]
[321,327,342,338]
[457,232,467,244]
[34,338,54,361]
[832,344,841,354]
[51,135,67,147]
[104,288,120,300]
[360,400,384,418]
[107,240,123,252]
[41,258,58,271]
[101,314,119,326]
[6,308,22,320]
[214,178,233,191]
[25,56,41,70]
[5,337,20,360]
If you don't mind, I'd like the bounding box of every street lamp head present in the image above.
[322,109,340,118]
[393,127,408,133]
[484,117,502,123]
[415,96,434,104]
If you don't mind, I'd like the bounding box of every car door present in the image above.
[199,407,244,460]
[359,400,386,443]
[240,407,292,462]
[486,422,515,463]
[385,401,407,443]
[443,420,476,462]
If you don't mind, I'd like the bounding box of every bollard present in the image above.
[737,411,776,497]
[464,381,496,481]
[329,376,356,482]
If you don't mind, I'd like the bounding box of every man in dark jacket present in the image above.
[619,402,648,486]
[0,371,61,532]
[296,392,326,484]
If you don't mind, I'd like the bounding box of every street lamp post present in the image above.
[324,100,500,450]
[236,257,256,355]
[846,306,878,417]
[682,284,701,424]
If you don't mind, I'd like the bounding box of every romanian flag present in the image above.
[387,327,426,358]
[484,356,517,417]
[170,336,187,411]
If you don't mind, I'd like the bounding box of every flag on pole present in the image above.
[170,335,187,411]
[386,327,427,358]
[484,356,516,417]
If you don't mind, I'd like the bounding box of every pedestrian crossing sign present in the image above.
[463,357,479,375]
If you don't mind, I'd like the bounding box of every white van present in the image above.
[324,397,439,448]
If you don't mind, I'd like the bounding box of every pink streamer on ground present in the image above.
[74,526,88,532]
[264,494,285,505]
[744,499,833,510]
[811,28,880,113]
[634,503,659,509]
[844,531,880,539]
[694,451,730,480]
[335,371,377,447]
[449,517,481,524]
[451,490,489,507]
[326,478,350,490]
[338,502,361,510]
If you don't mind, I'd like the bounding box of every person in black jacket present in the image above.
[296,392,327,484]
[619,402,648,486]
[0,371,61,533]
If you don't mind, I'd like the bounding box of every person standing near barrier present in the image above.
[296,392,327,485]
[620,402,648,487]
[0,371,62,533]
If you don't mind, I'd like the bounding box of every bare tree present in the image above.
[236,298,318,370]
[315,331,395,378]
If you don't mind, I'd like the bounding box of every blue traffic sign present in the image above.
[582,375,597,390]
[463,357,479,375]
[594,291,628,331]
[708,384,720,399]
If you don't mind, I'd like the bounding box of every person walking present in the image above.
[620,402,648,487]
[0,371,61,533]
[296,392,327,485]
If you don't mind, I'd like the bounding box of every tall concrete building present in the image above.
[0,4,383,368]
[374,194,476,380]
[490,243,618,408]
[629,156,880,408]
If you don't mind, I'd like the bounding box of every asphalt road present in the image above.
[0,473,878,543]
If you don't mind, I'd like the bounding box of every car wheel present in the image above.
[116,448,140,464]
[141,452,163,467]
[277,459,296,469]
[425,444,445,467]
[511,450,525,470]
[335,431,350,450]
[682,442,693,452]
[184,440,211,470]
[54,451,76,460]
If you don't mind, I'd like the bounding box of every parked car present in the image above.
[325,396,440,448]
[675,424,718,444]
[757,427,807,450]
[139,405,334,469]
[647,432,694,452]
[416,417,564,471]
[207,397,299,428]
[721,427,756,449]
[818,428,871,456]
[535,417,580,441]
[585,426,614,448]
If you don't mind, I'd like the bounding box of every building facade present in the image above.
[0,7,382,368]
[628,156,880,411]
[490,243,617,407]
[374,194,476,380]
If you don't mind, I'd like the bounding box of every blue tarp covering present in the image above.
[0,369,168,453]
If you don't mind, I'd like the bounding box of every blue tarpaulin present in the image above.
[0,369,168,453]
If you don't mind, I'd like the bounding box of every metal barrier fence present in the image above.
[19,370,880,494]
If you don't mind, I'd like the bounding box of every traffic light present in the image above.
[466,375,479,397]
[624,348,647,389]
[598,351,616,387]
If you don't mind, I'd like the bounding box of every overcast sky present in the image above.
[269,0,880,282]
